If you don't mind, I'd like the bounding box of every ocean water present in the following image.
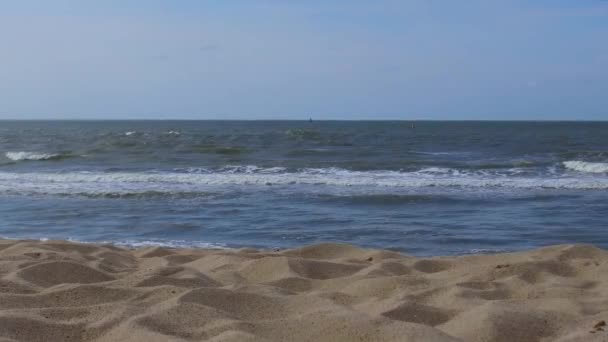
[0,120,607,256]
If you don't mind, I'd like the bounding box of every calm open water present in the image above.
[0,120,607,256]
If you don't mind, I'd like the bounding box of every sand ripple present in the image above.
[1,240,608,341]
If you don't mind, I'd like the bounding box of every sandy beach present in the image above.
[1,240,607,341]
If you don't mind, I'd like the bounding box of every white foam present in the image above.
[69,237,226,249]
[5,152,61,161]
[564,161,608,173]
[111,239,226,249]
[124,131,136,136]
[463,248,508,255]
[0,167,606,197]
[0,236,227,249]
[219,165,288,174]
[417,167,453,174]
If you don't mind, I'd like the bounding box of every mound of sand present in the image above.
[1,240,608,341]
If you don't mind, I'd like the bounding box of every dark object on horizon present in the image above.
[309,118,313,123]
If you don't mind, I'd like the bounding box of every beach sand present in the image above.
[1,240,608,341]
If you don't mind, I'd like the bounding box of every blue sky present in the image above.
[0,1,606,120]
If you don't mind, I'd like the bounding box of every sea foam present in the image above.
[5,152,63,161]
[564,161,608,173]
[0,167,606,198]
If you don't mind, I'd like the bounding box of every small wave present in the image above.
[319,193,438,205]
[73,190,216,200]
[563,161,608,173]
[558,151,608,159]
[174,166,288,175]
[411,151,467,156]
[193,145,249,155]
[417,167,453,174]
[124,131,137,136]
[0,236,228,250]
[462,248,508,255]
[286,148,337,157]
[102,239,227,249]
[5,152,70,161]
[165,131,181,136]
[217,165,287,174]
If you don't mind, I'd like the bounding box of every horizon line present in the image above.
[0,118,607,122]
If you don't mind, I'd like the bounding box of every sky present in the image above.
[0,0,607,120]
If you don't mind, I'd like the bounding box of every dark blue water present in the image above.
[0,121,607,256]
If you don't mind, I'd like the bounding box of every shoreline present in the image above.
[0,236,514,257]
[1,239,607,341]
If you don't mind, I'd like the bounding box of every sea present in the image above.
[0,120,607,256]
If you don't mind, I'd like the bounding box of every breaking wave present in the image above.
[0,166,606,198]
[5,151,71,161]
[563,161,608,173]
